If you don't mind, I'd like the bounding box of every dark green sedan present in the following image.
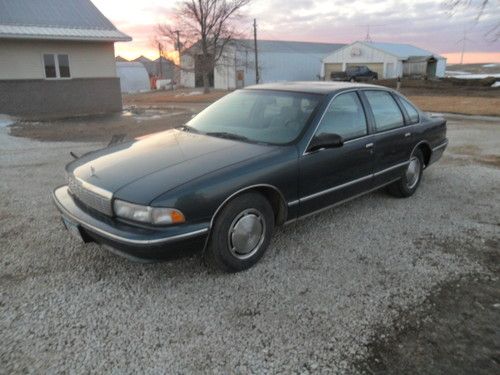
[53,82,448,272]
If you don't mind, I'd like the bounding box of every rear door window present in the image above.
[364,90,404,131]
[400,97,420,124]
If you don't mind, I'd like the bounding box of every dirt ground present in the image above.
[357,235,500,375]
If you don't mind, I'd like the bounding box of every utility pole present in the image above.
[460,30,467,65]
[158,42,163,78]
[457,28,472,65]
[175,30,181,88]
[253,18,259,84]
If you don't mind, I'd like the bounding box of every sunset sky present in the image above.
[92,0,500,64]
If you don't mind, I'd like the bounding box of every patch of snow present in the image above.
[492,81,500,88]
[175,91,203,97]
[0,114,14,128]
[483,63,499,68]
[446,70,470,75]
[447,73,500,79]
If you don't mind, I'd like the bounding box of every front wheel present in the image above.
[387,149,424,198]
[205,192,275,272]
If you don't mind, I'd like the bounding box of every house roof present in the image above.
[360,41,445,60]
[132,55,153,63]
[0,0,131,42]
[234,39,345,54]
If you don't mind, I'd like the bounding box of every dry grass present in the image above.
[123,89,227,107]
[407,95,500,116]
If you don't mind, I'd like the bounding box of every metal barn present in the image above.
[181,40,345,90]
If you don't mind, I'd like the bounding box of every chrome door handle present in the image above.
[365,143,374,149]
[405,132,412,138]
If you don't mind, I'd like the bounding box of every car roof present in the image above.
[244,81,387,95]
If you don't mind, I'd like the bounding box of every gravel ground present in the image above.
[1,115,499,373]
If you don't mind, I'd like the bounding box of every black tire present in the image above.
[387,149,424,198]
[350,77,356,82]
[205,192,275,272]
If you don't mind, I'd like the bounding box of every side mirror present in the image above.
[308,133,343,152]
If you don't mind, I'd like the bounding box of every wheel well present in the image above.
[418,143,432,166]
[252,187,288,226]
[212,186,288,227]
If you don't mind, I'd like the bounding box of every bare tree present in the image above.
[158,0,251,93]
[445,0,499,41]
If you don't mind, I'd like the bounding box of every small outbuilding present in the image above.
[321,41,446,80]
[116,62,150,93]
[0,0,131,118]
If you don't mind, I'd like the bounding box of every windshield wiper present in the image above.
[205,132,249,141]
[178,124,199,133]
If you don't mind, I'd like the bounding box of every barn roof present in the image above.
[361,41,445,60]
[234,39,345,54]
[0,0,131,42]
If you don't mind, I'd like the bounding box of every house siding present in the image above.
[0,39,117,79]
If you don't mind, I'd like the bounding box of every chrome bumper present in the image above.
[53,185,209,246]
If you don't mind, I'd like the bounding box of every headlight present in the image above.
[113,200,185,225]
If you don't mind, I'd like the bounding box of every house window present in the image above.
[43,54,71,78]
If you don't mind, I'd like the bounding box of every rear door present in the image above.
[360,90,413,186]
[298,91,375,215]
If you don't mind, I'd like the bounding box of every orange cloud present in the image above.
[442,52,500,64]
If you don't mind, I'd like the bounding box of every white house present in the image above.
[0,0,131,118]
[181,39,345,90]
[321,41,446,80]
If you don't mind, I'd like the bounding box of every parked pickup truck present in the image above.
[330,65,378,82]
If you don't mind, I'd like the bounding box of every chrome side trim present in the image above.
[288,200,299,206]
[373,161,410,177]
[300,174,372,202]
[285,178,400,225]
[54,188,208,245]
[432,139,448,151]
[299,160,409,203]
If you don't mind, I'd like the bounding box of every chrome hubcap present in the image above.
[228,209,265,260]
[406,157,421,189]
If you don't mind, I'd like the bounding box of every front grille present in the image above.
[68,175,113,216]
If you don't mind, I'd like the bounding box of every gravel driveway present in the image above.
[1,115,499,373]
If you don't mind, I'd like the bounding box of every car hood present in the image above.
[68,129,275,205]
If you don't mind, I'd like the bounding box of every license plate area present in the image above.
[62,217,83,242]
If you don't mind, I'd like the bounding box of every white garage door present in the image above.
[324,63,343,79]
[346,63,384,77]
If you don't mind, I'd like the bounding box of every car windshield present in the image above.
[185,89,323,144]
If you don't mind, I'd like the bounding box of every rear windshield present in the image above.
[186,90,323,144]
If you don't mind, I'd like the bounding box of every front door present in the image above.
[298,91,375,215]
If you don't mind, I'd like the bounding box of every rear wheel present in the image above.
[387,149,424,198]
[350,77,356,82]
[205,192,275,272]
